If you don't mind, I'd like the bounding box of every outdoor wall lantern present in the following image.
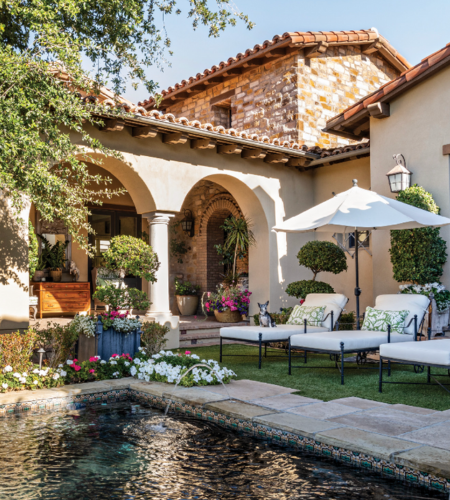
[181,209,195,237]
[387,154,412,193]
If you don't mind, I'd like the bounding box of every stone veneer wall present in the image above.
[164,46,399,148]
[168,180,248,314]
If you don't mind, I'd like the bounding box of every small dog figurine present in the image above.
[258,301,277,328]
[69,260,80,282]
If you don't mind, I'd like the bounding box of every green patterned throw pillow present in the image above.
[362,307,409,334]
[287,305,326,326]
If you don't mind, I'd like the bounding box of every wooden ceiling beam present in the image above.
[217,144,243,155]
[132,126,158,139]
[286,157,310,168]
[304,42,329,59]
[191,138,216,149]
[162,133,188,145]
[203,76,223,86]
[99,118,125,132]
[264,48,287,58]
[242,58,265,68]
[367,102,390,119]
[264,153,289,164]
[242,148,266,159]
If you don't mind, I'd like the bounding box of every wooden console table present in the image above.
[32,282,91,319]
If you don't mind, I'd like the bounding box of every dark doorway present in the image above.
[88,207,142,293]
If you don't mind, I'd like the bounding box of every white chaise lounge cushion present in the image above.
[374,294,429,334]
[302,293,348,329]
[380,339,450,366]
[220,325,329,342]
[290,330,414,352]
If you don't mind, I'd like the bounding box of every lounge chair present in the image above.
[219,293,348,369]
[379,333,450,394]
[288,294,430,385]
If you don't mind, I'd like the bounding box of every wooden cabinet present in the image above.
[32,282,91,318]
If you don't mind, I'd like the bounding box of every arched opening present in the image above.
[170,175,270,317]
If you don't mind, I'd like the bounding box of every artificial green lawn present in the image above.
[185,344,450,411]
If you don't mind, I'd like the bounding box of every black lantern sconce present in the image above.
[181,209,195,237]
[387,154,412,193]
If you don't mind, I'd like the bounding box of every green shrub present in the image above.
[338,311,356,331]
[139,321,169,354]
[390,185,447,284]
[35,322,79,368]
[102,235,160,282]
[174,278,200,296]
[297,241,347,280]
[286,280,334,299]
[92,285,150,310]
[28,221,39,277]
[0,328,37,373]
[253,307,293,326]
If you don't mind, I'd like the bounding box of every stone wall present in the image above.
[168,180,248,314]
[164,46,399,148]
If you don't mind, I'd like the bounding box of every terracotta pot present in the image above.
[33,270,45,281]
[50,270,62,282]
[214,309,242,323]
[176,295,199,316]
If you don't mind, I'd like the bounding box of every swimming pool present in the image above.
[0,403,445,499]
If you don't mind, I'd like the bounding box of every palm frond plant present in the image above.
[221,216,256,277]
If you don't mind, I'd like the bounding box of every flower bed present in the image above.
[131,349,236,386]
[0,350,236,393]
[400,283,450,312]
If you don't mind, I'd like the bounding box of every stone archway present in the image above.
[198,194,242,235]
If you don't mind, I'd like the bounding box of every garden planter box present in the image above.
[96,322,141,360]
[176,295,199,315]
[430,298,450,336]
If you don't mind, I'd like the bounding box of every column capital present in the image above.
[142,211,175,225]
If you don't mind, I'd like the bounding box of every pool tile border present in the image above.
[0,386,449,494]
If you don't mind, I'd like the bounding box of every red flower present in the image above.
[73,365,81,372]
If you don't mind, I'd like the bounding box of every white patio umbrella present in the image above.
[273,180,450,327]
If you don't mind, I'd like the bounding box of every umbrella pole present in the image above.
[355,229,361,330]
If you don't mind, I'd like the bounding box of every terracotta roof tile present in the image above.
[326,42,450,131]
[139,29,410,108]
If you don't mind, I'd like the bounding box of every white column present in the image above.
[144,212,175,322]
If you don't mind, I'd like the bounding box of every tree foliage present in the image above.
[297,241,348,280]
[222,216,256,276]
[390,185,447,284]
[28,221,39,277]
[0,0,253,255]
[285,280,335,300]
[102,235,160,282]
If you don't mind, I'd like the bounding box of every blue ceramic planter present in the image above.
[96,317,141,360]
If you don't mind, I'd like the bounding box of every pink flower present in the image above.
[89,369,95,374]
[73,359,78,363]
[89,356,99,362]
[300,299,305,305]
[73,365,81,372]
[185,351,191,355]
[207,292,211,297]
[112,354,118,358]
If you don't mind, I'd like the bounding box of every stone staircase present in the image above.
[179,316,250,348]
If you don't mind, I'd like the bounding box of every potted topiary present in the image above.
[174,278,201,315]
[102,235,160,281]
[286,240,347,300]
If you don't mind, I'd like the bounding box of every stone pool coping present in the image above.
[0,378,449,494]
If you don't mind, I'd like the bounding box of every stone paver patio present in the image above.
[1,378,450,483]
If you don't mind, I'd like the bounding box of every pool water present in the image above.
[0,403,446,499]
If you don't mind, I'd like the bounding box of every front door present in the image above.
[88,208,142,292]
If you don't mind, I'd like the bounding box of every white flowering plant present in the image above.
[130,349,236,387]
[69,314,96,338]
[0,364,65,392]
[400,283,450,312]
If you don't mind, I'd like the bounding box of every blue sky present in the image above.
[122,0,450,104]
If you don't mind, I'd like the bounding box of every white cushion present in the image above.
[302,293,348,329]
[290,330,414,352]
[220,325,329,342]
[29,297,38,305]
[380,339,450,366]
[375,294,429,334]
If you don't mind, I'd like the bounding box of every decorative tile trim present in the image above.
[1,387,448,494]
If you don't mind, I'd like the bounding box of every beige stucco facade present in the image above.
[370,65,450,301]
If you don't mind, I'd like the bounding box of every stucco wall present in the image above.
[312,157,373,313]
[370,65,450,300]
[0,194,30,332]
[69,124,320,315]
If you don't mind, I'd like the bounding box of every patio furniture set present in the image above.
[220,292,450,394]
